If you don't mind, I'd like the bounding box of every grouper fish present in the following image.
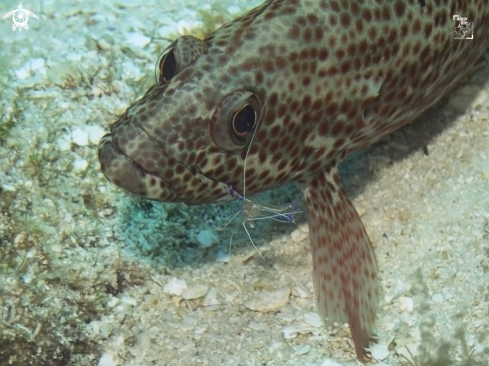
[98,0,489,360]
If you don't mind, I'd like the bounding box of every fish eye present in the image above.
[157,49,177,84]
[231,104,257,142]
[154,36,207,86]
[209,91,263,152]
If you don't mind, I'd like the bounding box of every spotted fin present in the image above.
[301,166,379,361]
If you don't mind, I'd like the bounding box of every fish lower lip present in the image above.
[97,133,180,201]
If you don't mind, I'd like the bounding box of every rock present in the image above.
[398,296,414,312]
[106,296,119,308]
[282,325,298,339]
[182,284,209,300]
[196,229,219,247]
[294,343,311,355]
[244,287,290,312]
[71,127,89,146]
[290,226,309,242]
[56,135,72,151]
[303,312,323,327]
[126,32,151,48]
[432,293,444,303]
[202,288,220,310]
[73,156,88,172]
[15,58,45,80]
[295,283,309,298]
[163,277,187,296]
[215,251,229,262]
[98,351,119,366]
[85,125,106,145]
[371,343,390,360]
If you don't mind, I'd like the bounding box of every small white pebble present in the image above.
[89,321,100,335]
[98,350,119,366]
[56,135,72,151]
[137,331,151,350]
[176,19,201,34]
[244,287,290,312]
[203,288,220,311]
[23,273,35,284]
[73,156,88,171]
[371,343,390,360]
[303,312,323,327]
[115,104,129,115]
[43,198,55,207]
[269,341,284,352]
[432,293,444,303]
[398,296,414,313]
[113,335,124,347]
[26,249,37,259]
[97,38,112,50]
[71,128,89,146]
[91,86,103,97]
[85,125,106,145]
[294,343,311,355]
[163,277,187,296]
[182,284,208,300]
[194,325,207,334]
[2,184,16,192]
[196,229,219,247]
[15,58,45,79]
[215,251,229,262]
[106,296,119,308]
[281,325,297,339]
[126,32,151,48]
[121,296,137,306]
[14,233,26,244]
[295,283,309,298]
[290,227,309,242]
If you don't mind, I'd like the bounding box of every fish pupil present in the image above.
[160,50,177,82]
[233,104,256,135]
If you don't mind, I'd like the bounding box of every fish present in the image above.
[98,0,489,361]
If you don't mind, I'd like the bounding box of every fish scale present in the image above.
[98,0,489,361]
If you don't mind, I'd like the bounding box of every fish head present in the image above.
[98,29,324,204]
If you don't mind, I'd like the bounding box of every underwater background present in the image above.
[0,0,488,365]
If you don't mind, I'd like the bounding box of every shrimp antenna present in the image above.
[240,101,268,259]
[242,100,267,199]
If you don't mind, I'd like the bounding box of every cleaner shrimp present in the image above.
[201,103,304,258]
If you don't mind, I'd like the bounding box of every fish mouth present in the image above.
[98,123,230,204]
[98,132,182,202]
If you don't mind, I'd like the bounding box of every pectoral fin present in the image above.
[301,166,379,361]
